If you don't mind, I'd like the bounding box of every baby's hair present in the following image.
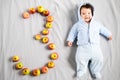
[80,3,94,16]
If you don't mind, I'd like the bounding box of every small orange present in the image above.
[42,29,49,35]
[23,12,30,19]
[41,37,49,43]
[29,7,36,14]
[35,34,41,40]
[47,15,54,22]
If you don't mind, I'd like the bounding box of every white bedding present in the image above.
[0,0,120,80]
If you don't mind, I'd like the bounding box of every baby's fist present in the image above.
[108,36,112,40]
[67,41,73,47]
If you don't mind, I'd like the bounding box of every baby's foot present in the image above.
[92,73,101,80]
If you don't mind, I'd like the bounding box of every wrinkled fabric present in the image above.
[0,0,119,80]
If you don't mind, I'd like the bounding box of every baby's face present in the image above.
[80,8,93,23]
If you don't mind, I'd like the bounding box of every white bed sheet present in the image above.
[0,0,120,80]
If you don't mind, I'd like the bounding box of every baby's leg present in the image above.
[76,57,89,77]
[89,54,103,79]
[75,46,91,78]
[88,44,103,79]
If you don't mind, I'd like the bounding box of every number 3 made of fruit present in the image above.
[11,6,59,76]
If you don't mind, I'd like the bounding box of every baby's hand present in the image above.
[108,36,112,40]
[67,41,73,47]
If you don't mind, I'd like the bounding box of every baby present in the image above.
[67,3,112,80]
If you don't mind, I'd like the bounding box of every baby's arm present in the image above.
[100,24,112,40]
[66,24,78,46]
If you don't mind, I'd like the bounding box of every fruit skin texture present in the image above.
[15,62,23,69]
[50,52,59,60]
[32,69,41,76]
[47,61,55,68]
[45,22,52,28]
[29,7,36,14]
[12,55,19,62]
[37,6,44,13]
[42,29,49,35]
[22,68,30,75]
[48,43,56,50]
[35,34,41,40]
[43,10,50,16]
[41,37,49,43]
[47,15,54,22]
[41,66,49,73]
[23,12,30,19]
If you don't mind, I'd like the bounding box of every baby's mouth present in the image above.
[85,17,89,19]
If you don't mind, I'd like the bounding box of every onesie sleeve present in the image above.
[67,24,78,42]
[99,24,112,39]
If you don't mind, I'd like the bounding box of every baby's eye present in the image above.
[82,13,85,15]
[88,13,91,15]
